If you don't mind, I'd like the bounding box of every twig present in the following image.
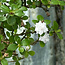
[31,40,39,45]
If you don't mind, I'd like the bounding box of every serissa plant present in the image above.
[0,0,64,65]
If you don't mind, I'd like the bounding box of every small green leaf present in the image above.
[13,56,17,61]
[21,39,31,46]
[53,21,59,30]
[0,35,3,41]
[30,27,35,31]
[14,36,19,41]
[24,51,29,58]
[25,22,30,29]
[19,6,27,11]
[19,47,24,53]
[27,1,32,5]
[50,0,59,5]
[0,43,5,51]
[32,20,38,24]
[28,51,35,56]
[56,29,61,33]
[0,51,2,57]
[37,15,44,21]
[15,61,20,65]
[28,38,34,43]
[57,33,63,39]
[0,16,7,21]
[22,16,28,20]
[9,36,14,43]
[21,38,34,46]
[1,5,10,13]
[59,1,65,6]
[7,16,16,26]
[41,0,48,5]
[15,10,25,17]
[6,31,10,37]
[49,31,53,36]
[1,59,8,65]
[44,20,51,25]
[39,41,45,47]
[7,44,18,51]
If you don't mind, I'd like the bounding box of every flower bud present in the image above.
[26,46,30,51]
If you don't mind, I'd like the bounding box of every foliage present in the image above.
[0,0,64,65]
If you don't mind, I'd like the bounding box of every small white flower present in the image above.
[35,21,48,35]
[16,27,26,34]
[39,33,49,43]
[5,3,9,6]
[6,0,10,1]
[26,46,30,51]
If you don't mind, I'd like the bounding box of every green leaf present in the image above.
[56,29,61,33]
[7,16,16,26]
[50,0,59,5]
[1,5,10,13]
[30,27,35,31]
[14,36,19,41]
[39,41,45,47]
[41,0,48,5]
[13,56,17,61]
[3,22,13,31]
[1,59,8,65]
[49,31,53,36]
[0,16,7,21]
[37,15,44,21]
[25,22,30,29]
[0,51,2,57]
[27,0,32,5]
[28,38,34,43]
[6,31,10,37]
[32,5,36,8]
[0,35,3,41]
[10,4,19,10]
[28,51,35,56]
[7,44,18,51]
[53,21,59,30]
[59,1,65,6]
[15,10,25,17]
[19,47,24,53]
[27,1,32,5]
[57,33,63,39]
[0,43,5,51]
[19,6,27,11]
[22,16,28,20]
[24,51,29,58]
[44,20,51,25]
[15,61,20,65]
[9,36,14,43]
[35,1,40,6]
[32,20,38,24]
[21,39,31,46]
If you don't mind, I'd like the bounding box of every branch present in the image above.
[31,40,39,45]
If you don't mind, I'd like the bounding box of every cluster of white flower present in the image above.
[35,21,49,43]
[35,21,48,35]
[39,33,49,43]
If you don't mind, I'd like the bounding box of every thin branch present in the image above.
[31,40,39,45]
[24,0,26,6]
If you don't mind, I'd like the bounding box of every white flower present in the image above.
[39,33,49,43]
[6,0,10,1]
[25,46,30,51]
[35,21,48,35]
[16,27,26,34]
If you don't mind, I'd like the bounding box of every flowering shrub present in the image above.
[0,0,64,65]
